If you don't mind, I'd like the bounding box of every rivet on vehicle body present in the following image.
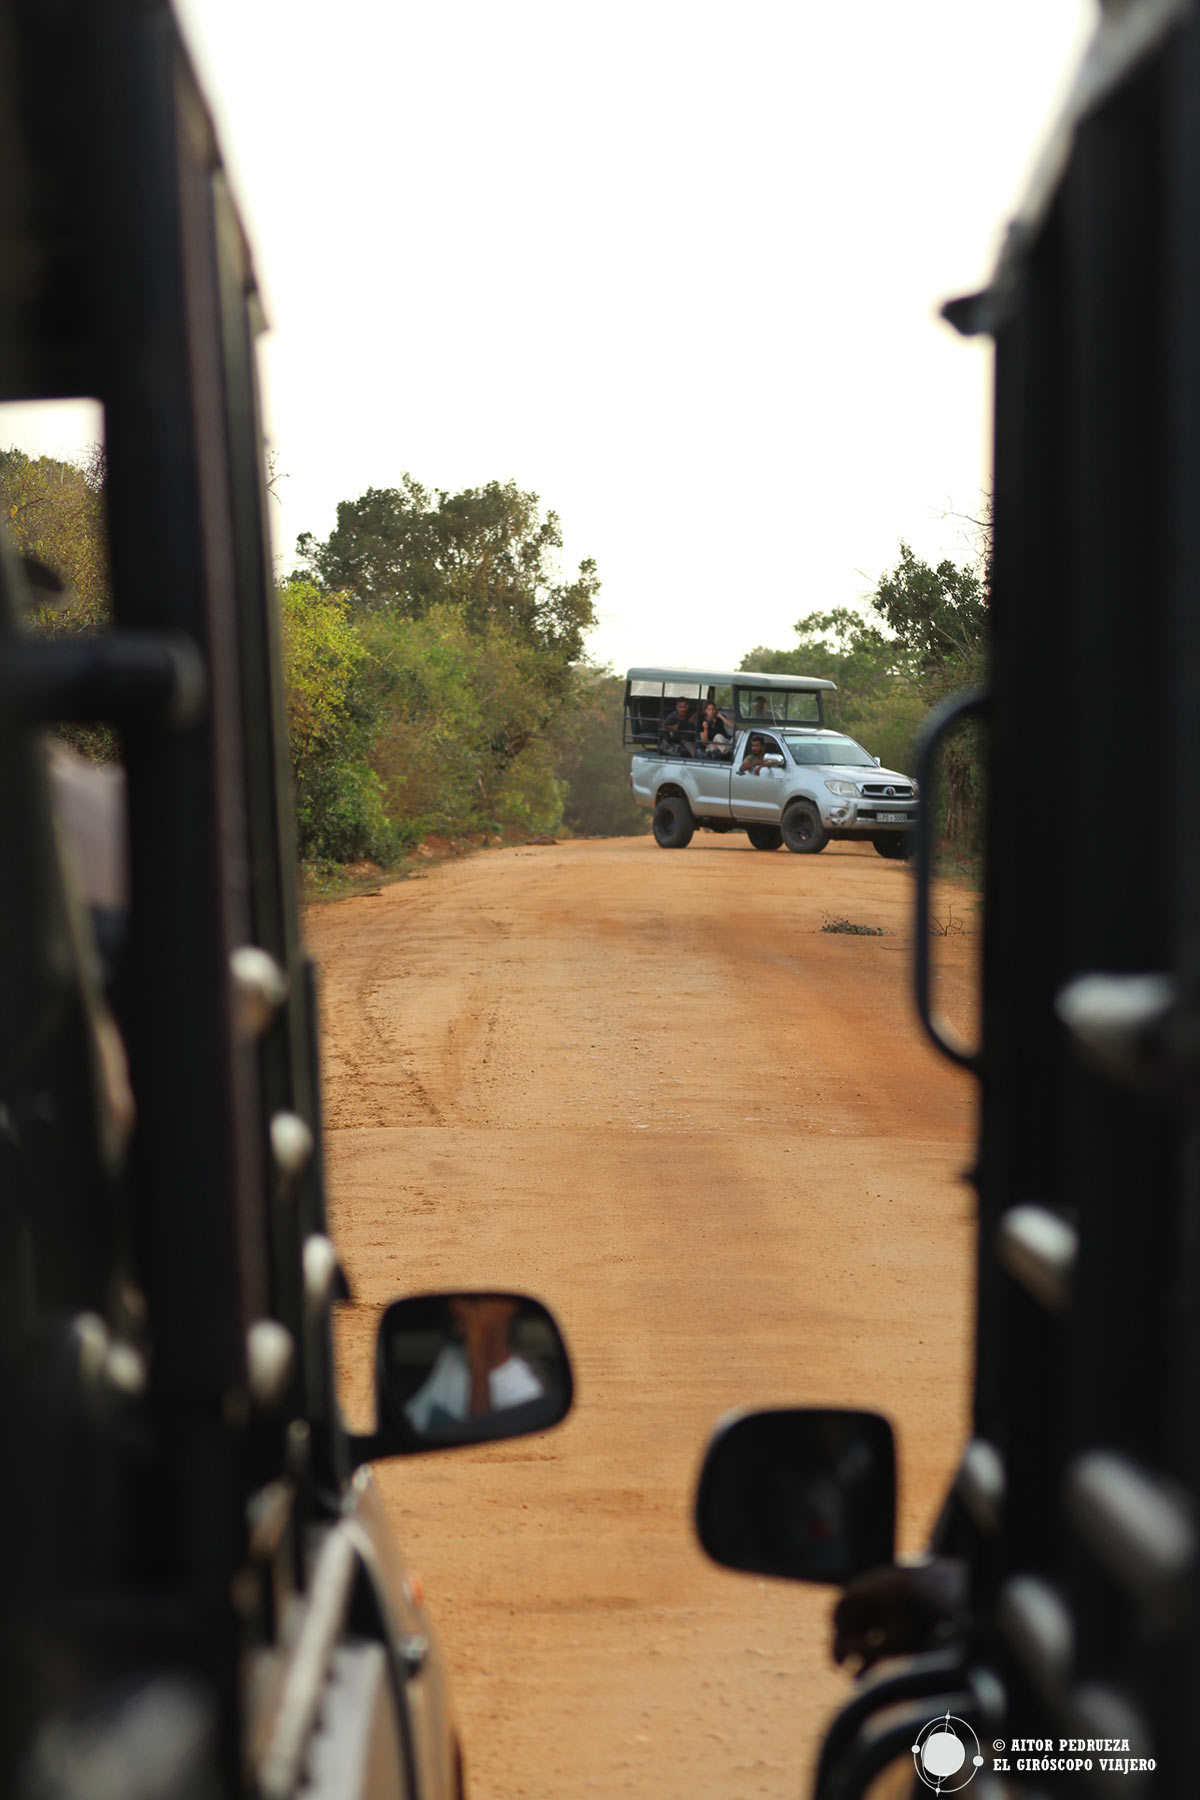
[1054,972,1173,1086]
[246,1320,295,1410]
[1066,1452,1195,1601]
[104,1340,148,1395]
[230,946,288,1038]
[997,1575,1073,1698]
[72,1313,110,1385]
[270,1111,313,1178]
[302,1234,339,1320]
[996,1206,1077,1313]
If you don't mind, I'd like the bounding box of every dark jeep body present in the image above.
[695,5,1200,1793]
[0,5,570,1796]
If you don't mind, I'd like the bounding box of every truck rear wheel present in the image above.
[747,825,783,851]
[781,802,828,854]
[653,796,695,848]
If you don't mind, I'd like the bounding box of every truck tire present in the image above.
[653,795,695,848]
[747,825,783,851]
[872,833,913,860]
[781,802,828,854]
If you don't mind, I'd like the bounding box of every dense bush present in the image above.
[555,668,648,837]
[359,603,567,840]
[286,477,603,859]
[278,579,397,863]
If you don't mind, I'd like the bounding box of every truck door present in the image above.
[690,750,733,815]
[730,733,787,823]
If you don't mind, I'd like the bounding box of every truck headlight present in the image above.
[824,779,859,797]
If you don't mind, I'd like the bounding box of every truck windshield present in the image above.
[783,734,876,767]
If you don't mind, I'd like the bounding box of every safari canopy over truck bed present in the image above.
[622,666,836,750]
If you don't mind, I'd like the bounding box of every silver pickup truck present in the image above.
[624,666,917,856]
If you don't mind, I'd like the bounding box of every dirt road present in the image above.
[306,835,978,1800]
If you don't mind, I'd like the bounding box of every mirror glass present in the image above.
[923,709,984,1063]
[695,1407,895,1585]
[374,1291,572,1453]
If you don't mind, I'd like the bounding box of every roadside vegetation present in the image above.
[4,444,985,874]
[283,475,644,867]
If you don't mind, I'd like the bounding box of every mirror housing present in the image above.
[353,1291,572,1462]
[762,753,785,767]
[695,1407,896,1585]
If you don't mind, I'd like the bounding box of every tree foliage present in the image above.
[277,578,394,863]
[286,476,603,858]
[742,534,989,842]
[359,603,568,840]
[554,668,649,838]
[873,541,987,694]
[743,606,924,775]
[1,445,116,759]
[0,445,111,634]
[296,475,599,665]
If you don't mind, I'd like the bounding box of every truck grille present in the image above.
[861,782,914,799]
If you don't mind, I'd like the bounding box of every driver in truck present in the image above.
[739,734,769,775]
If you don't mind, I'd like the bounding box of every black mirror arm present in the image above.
[347,1431,387,1468]
[913,687,988,1072]
[822,1690,977,1800]
[813,1648,967,1800]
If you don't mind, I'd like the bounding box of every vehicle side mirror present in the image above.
[695,1407,895,1584]
[353,1291,572,1462]
[762,754,785,767]
[873,755,881,765]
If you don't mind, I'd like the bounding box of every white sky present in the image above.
[1,1,1095,672]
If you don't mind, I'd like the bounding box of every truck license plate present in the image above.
[877,812,907,823]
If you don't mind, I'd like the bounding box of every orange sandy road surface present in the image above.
[305,834,978,1800]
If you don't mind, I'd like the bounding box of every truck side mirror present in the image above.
[762,754,785,767]
[695,1407,895,1584]
[353,1291,572,1462]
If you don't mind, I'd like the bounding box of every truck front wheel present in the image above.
[781,802,828,854]
[747,825,783,851]
[872,833,913,860]
[653,796,695,848]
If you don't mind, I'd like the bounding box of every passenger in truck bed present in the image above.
[660,697,697,755]
[698,701,734,755]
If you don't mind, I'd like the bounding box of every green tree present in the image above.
[0,446,111,634]
[296,475,599,665]
[740,536,989,837]
[742,607,923,774]
[555,667,649,837]
[870,541,988,842]
[872,541,987,695]
[277,578,394,863]
[360,603,569,840]
[1,444,116,759]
